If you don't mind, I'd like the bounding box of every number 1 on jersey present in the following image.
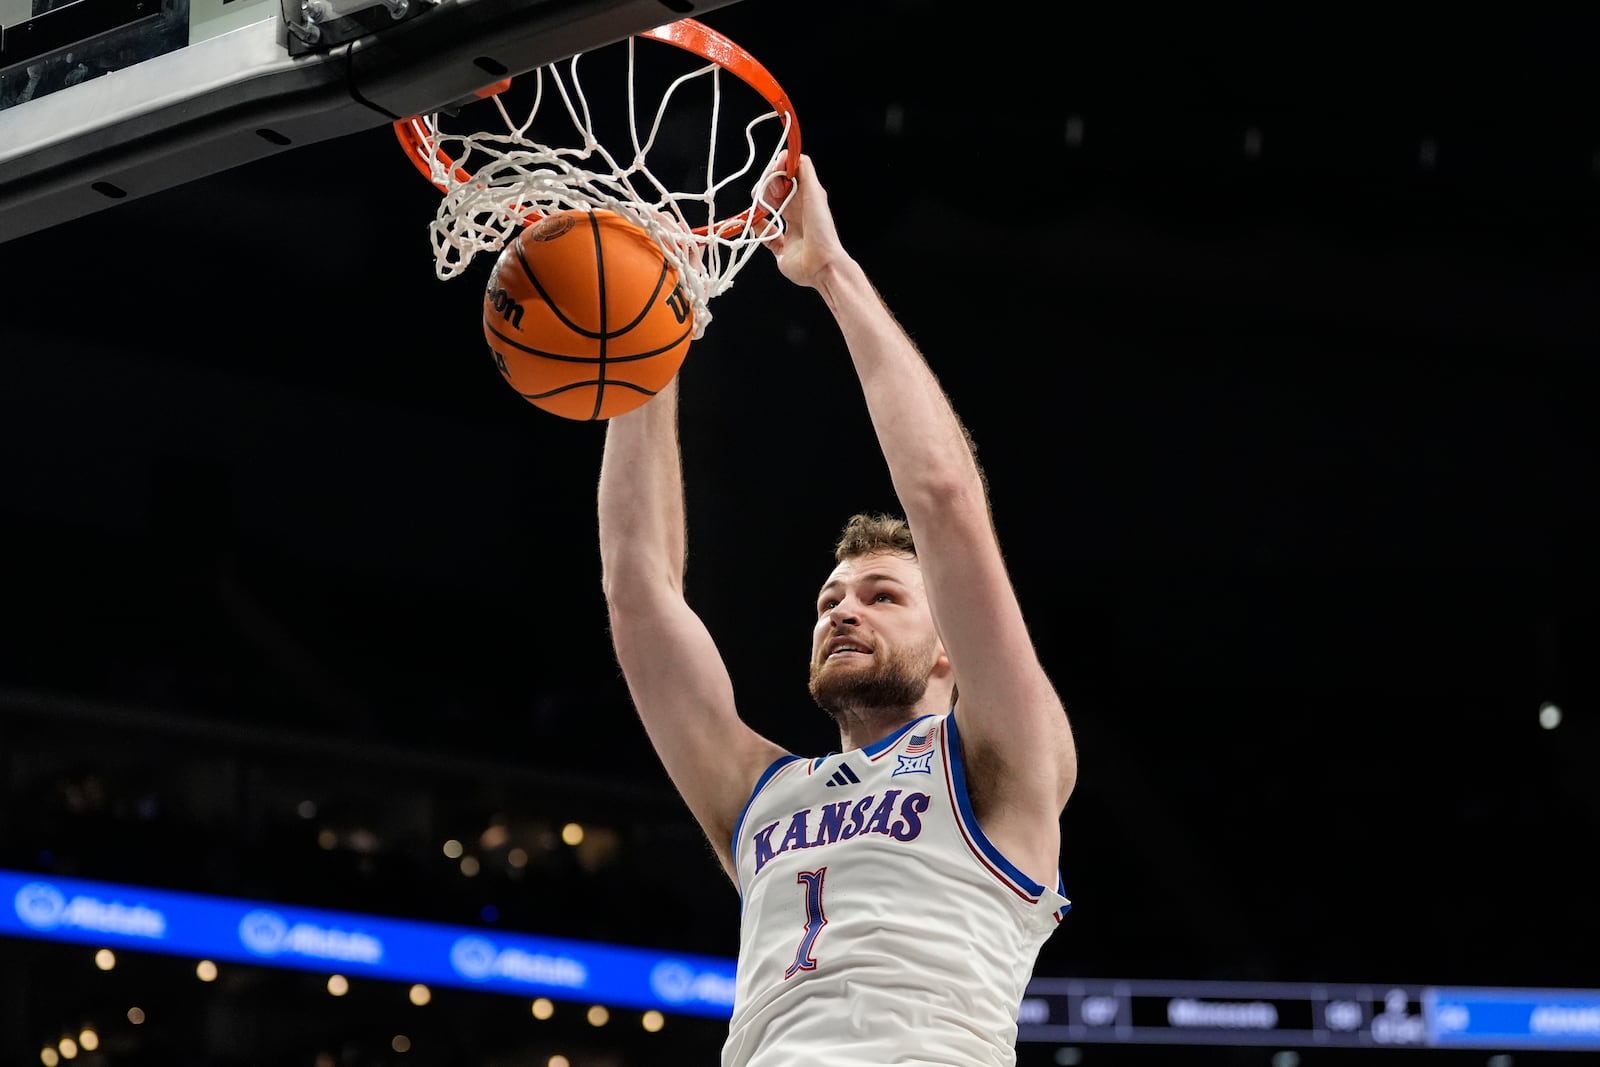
[784,867,828,979]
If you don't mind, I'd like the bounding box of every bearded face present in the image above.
[808,631,941,720]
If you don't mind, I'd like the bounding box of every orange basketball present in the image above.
[482,209,694,420]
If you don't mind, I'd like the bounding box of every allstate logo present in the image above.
[450,937,498,981]
[15,883,66,930]
[238,911,290,956]
[649,960,696,1004]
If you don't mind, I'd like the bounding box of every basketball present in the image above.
[482,209,694,420]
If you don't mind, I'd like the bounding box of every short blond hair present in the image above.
[833,512,916,562]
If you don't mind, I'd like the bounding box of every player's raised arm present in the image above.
[767,156,1076,875]
[598,379,788,879]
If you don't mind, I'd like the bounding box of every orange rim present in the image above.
[392,17,802,234]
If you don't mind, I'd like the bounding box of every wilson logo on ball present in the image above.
[485,286,526,330]
[665,285,691,325]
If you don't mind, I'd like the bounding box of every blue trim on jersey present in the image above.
[809,718,932,773]
[863,714,936,759]
[732,754,803,863]
[1055,871,1073,920]
[943,712,1049,899]
[808,749,841,773]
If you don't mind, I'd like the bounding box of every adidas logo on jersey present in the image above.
[824,762,861,787]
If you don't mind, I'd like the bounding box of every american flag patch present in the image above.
[905,728,935,755]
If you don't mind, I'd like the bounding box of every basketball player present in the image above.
[597,154,1077,1066]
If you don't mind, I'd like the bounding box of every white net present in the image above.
[399,28,798,340]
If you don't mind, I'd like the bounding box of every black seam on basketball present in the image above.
[490,332,687,364]
[633,322,693,359]
[513,233,595,338]
[519,380,658,400]
[503,227,673,340]
[588,212,611,422]
[589,212,608,422]
[611,258,673,333]
[488,325,617,363]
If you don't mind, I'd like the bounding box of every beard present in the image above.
[808,636,939,721]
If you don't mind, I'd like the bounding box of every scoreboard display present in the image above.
[1018,977,1600,1052]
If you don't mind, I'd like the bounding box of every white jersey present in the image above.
[723,712,1070,1067]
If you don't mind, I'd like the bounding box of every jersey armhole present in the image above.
[944,713,1071,916]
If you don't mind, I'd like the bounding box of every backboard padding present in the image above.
[0,0,745,244]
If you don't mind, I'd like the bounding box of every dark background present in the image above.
[1,1,1597,1063]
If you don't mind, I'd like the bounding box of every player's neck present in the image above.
[832,693,947,752]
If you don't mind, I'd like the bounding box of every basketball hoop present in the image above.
[393,18,801,340]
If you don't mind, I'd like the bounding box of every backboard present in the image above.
[0,0,747,244]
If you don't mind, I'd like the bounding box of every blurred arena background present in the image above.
[0,1,1596,1064]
